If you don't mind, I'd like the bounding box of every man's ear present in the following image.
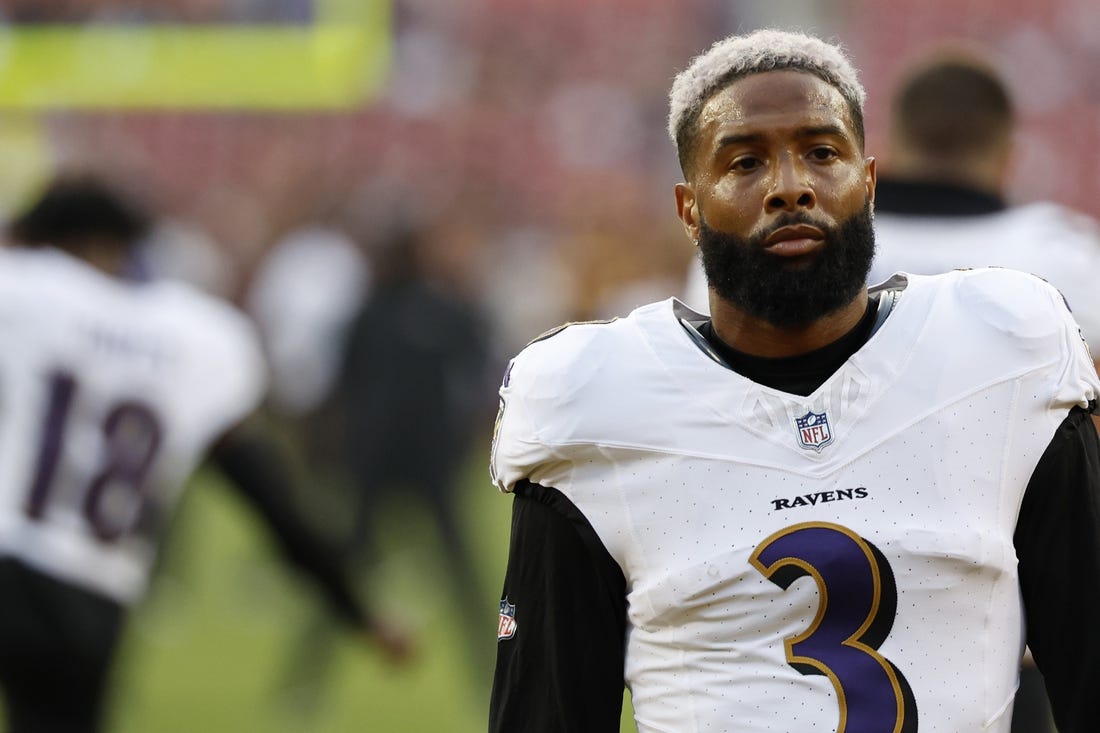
[675,182,701,245]
[864,156,877,204]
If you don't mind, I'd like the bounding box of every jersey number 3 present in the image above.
[750,521,918,733]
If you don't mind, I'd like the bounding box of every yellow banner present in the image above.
[0,3,391,109]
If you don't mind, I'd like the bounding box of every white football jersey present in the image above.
[0,247,266,604]
[869,201,1100,355]
[492,269,1100,732]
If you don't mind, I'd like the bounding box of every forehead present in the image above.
[696,69,856,145]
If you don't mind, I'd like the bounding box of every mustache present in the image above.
[754,213,833,241]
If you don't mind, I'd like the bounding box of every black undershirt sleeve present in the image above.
[1014,405,1100,733]
[489,480,627,733]
[209,421,369,629]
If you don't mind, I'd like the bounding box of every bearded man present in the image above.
[488,29,1100,733]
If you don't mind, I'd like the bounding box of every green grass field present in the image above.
[104,451,636,732]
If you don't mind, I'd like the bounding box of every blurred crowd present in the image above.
[7,0,727,366]
[2,0,1098,364]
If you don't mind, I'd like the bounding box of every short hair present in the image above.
[668,29,867,175]
[891,51,1014,160]
[7,175,151,251]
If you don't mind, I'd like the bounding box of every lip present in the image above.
[764,224,826,257]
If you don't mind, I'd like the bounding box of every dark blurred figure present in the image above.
[0,174,409,733]
[338,221,495,673]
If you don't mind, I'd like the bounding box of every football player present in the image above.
[868,50,1100,428]
[489,30,1100,733]
[0,175,408,733]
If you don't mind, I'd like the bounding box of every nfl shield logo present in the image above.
[498,598,518,641]
[795,410,833,452]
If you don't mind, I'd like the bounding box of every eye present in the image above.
[808,146,838,162]
[730,156,761,172]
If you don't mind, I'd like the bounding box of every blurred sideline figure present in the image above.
[334,219,495,677]
[267,213,498,713]
[246,224,371,423]
[0,175,408,733]
[245,222,371,512]
[137,216,239,300]
[868,49,1100,733]
[246,222,375,715]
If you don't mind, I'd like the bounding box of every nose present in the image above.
[765,155,816,213]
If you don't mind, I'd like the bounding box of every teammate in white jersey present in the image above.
[864,50,1100,733]
[488,30,1100,733]
[0,176,407,733]
[867,49,1100,392]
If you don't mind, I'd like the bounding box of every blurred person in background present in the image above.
[0,175,408,733]
[867,48,1100,377]
[866,47,1100,733]
[246,218,376,717]
[490,28,1100,732]
[137,215,239,300]
[245,220,371,474]
[333,214,496,679]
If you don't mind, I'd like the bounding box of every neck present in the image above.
[63,240,132,278]
[888,151,1006,196]
[707,288,870,358]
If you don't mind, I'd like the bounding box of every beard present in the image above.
[698,200,876,328]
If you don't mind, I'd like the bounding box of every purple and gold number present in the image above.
[750,522,917,733]
[25,370,163,542]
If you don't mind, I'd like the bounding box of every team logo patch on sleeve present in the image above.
[498,598,518,641]
[795,410,833,452]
